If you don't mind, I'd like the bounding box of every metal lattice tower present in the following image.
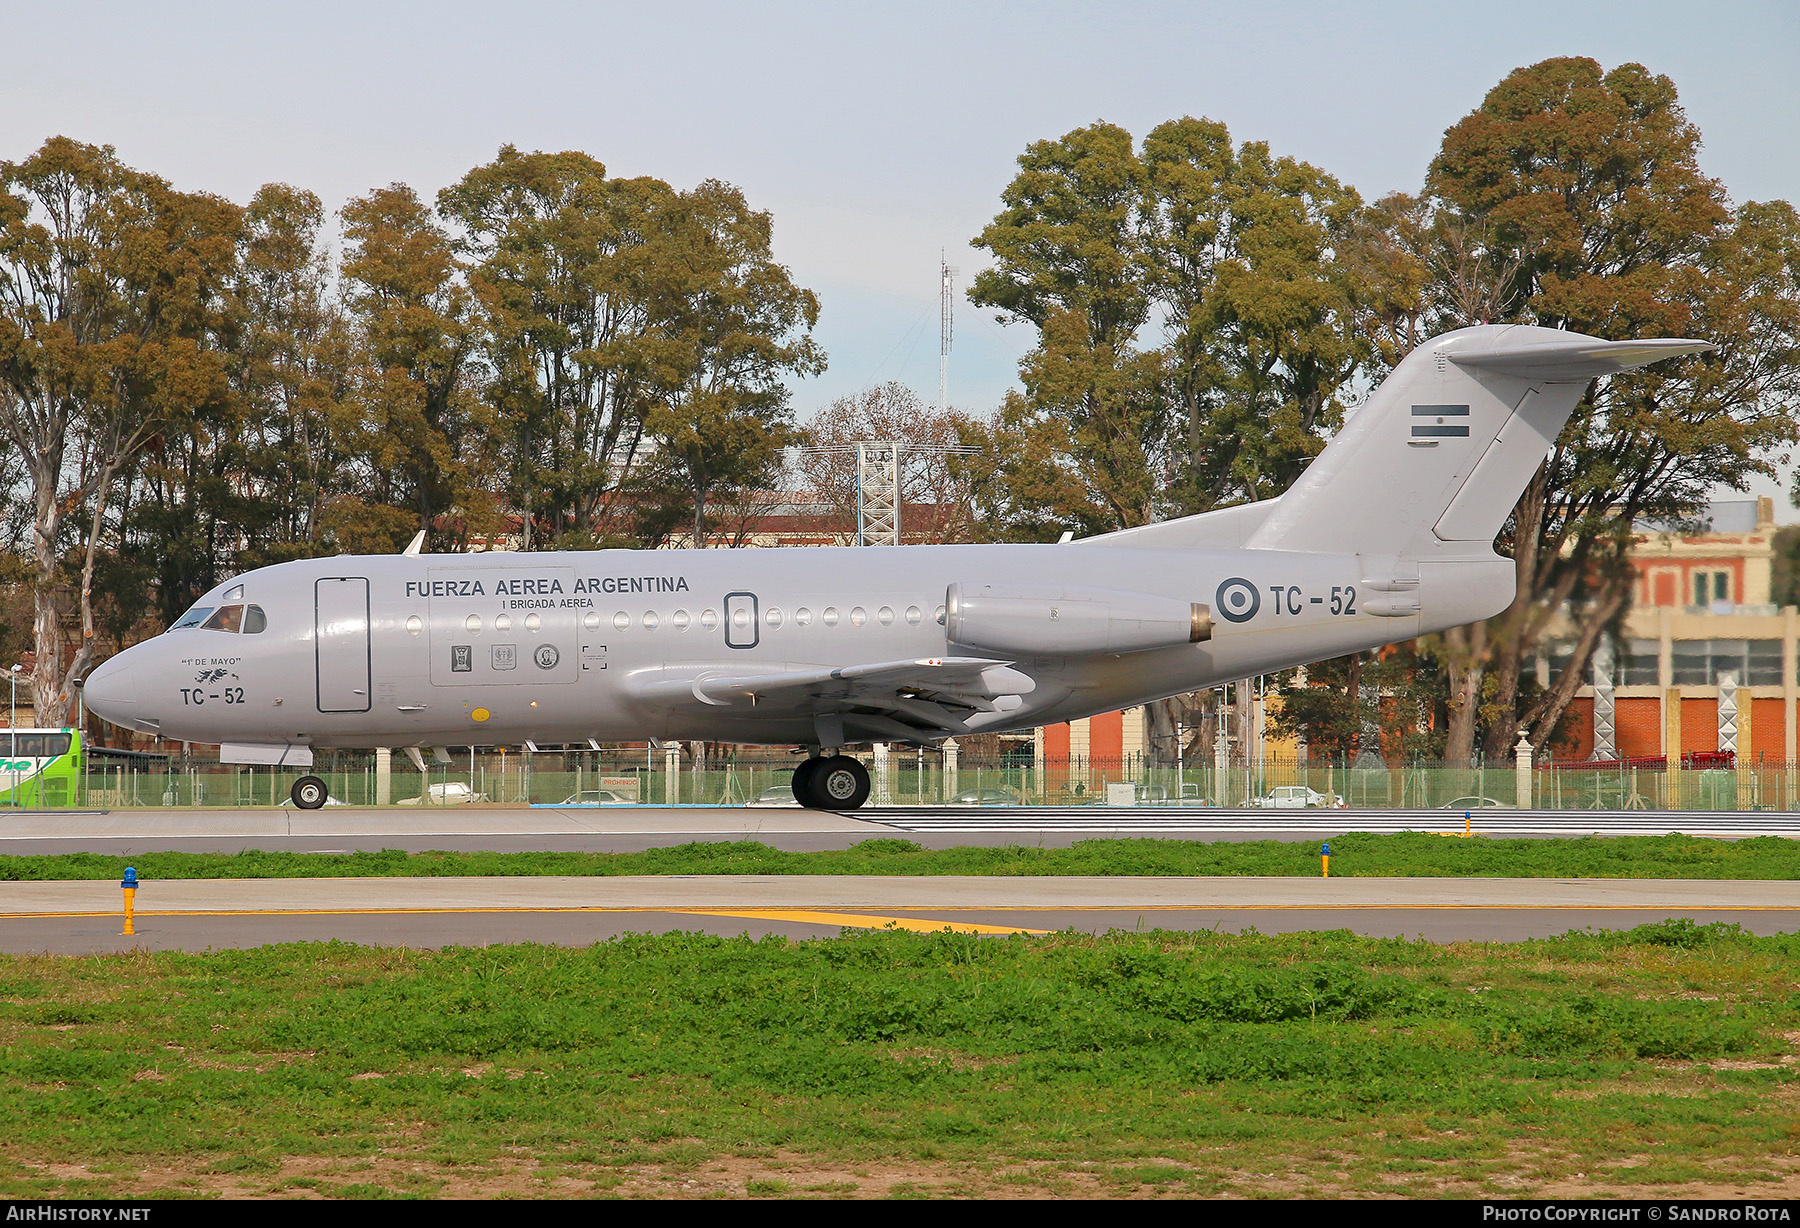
[1718,671,1739,754]
[809,436,979,547]
[1590,640,1617,760]
[938,251,955,412]
[854,441,901,546]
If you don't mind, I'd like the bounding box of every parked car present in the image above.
[396,782,489,806]
[949,788,1017,806]
[746,785,800,808]
[1249,785,1342,809]
[558,789,633,806]
[1438,796,1507,810]
[1133,784,1206,805]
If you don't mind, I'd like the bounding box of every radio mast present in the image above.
[806,255,973,546]
[938,250,955,412]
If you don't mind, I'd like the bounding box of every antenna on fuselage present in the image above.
[402,530,426,557]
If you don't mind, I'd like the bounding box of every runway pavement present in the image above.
[3,873,1795,953]
[0,803,1796,856]
[1,804,1794,953]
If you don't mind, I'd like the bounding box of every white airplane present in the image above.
[83,325,1708,809]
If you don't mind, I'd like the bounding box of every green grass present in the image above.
[0,920,1798,1198]
[3,832,1799,881]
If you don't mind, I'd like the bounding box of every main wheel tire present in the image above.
[789,757,825,809]
[291,775,328,810]
[812,757,871,810]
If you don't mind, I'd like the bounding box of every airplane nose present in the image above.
[83,655,142,727]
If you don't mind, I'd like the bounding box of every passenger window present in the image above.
[202,605,244,633]
[244,605,267,634]
[850,607,867,627]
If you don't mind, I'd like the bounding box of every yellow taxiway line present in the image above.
[2,903,1797,920]
[0,906,1047,934]
[675,908,1046,934]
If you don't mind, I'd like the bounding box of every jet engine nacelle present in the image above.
[945,582,1211,658]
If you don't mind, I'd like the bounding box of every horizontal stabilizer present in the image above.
[1446,335,1712,381]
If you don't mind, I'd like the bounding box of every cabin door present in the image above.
[315,577,372,713]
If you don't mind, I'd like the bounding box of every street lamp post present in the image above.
[7,664,20,809]
[1176,720,1185,801]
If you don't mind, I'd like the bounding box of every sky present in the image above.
[5,0,1798,508]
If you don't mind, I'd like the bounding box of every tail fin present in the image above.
[1244,325,1710,557]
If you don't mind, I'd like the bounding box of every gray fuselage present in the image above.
[82,541,1509,751]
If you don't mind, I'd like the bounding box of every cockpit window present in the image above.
[171,606,214,630]
[244,605,267,634]
[202,605,245,633]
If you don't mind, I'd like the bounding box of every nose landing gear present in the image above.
[290,775,329,809]
[790,755,870,810]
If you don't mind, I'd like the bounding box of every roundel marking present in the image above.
[533,644,561,670]
[1215,577,1261,624]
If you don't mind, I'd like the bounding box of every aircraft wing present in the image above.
[623,656,1037,741]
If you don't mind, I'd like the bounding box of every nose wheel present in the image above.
[790,755,870,810]
[290,775,329,810]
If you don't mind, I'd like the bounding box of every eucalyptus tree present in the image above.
[966,121,1167,540]
[336,184,486,552]
[125,181,355,631]
[1141,116,1368,511]
[0,137,239,725]
[969,117,1379,758]
[1422,58,1800,758]
[440,148,671,547]
[227,183,352,566]
[636,179,823,548]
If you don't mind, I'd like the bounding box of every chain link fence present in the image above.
[53,746,1800,811]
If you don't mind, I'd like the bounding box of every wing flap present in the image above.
[623,657,1036,740]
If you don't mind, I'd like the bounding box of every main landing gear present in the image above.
[290,775,329,809]
[790,755,871,810]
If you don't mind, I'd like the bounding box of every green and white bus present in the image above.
[0,728,82,808]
